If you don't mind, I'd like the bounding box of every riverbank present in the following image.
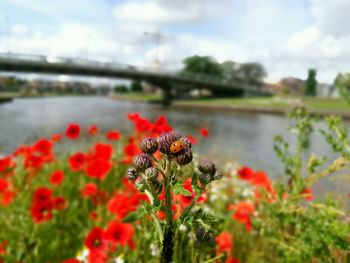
[173,97,350,119]
[110,93,350,119]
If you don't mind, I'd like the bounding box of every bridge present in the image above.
[0,53,270,105]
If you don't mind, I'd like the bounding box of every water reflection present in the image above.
[0,96,348,194]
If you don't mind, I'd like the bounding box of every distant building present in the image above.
[317,83,338,98]
[264,77,304,95]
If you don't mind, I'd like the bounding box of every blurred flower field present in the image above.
[0,110,349,263]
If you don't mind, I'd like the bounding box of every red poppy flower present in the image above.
[24,154,44,170]
[135,118,151,132]
[187,135,197,144]
[94,144,113,160]
[84,227,105,251]
[106,131,121,140]
[69,152,86,172]
[50,170,65,186]
[237,166,254,181]
[1,190,16,207]
[0,179,9,192]
[301,188,313,201]
[88,124,99,136]
[178,179,207,208]
[231,201,255,232]
[0,157,12,173]
[251,171,273,192]
[0,241,7,255]
[65,123,81,139]
[89,211,99,221]
[85,159,112,180]
[30,202,53,223]
[53,196,67,210]
[104,221,134,246]
[216,232,233,255]
[81,183,98,198]
[63,259,81,263]
[33,187,52,204]
[51,134,62,142]
[33,139,53,155]
[200,128,209,137]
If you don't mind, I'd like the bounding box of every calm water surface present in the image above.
[0,96,348,194]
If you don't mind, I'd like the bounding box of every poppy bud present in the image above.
[198,160,216,175]
[133,154,152,171]
[157,131,181,155]
[126,167,138,181]
[140,138,158,154]
[174,149,193,165]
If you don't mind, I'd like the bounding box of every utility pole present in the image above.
[144,30,174,71]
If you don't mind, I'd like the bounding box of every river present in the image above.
[0,96,348,194]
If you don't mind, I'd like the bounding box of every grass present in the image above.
[112,92,162,102]
[175,97,350,113]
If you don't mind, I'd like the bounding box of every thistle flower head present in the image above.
[157,131,181,155]
[199,173,212,185]
[133,153,152,171]
[174,148,193,166]
[140,137,158,154]
[126,167,138,181]
[198,159,216,175]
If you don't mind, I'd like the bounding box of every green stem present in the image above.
[161,157,175,263]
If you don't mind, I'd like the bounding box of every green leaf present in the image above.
[173,183,192,196]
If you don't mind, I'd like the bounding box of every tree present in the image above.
[304,69,317,96]
[130,80,143,93]
[220,60,267,89]
[334,73,350,104]
[181,55,223,78]
[114,85,128,93]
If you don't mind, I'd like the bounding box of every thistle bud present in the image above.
[145,167,159,182]
[157,131,181,155]
[140,137,158,154]
[179,137,192,149]
[133,153,152,171]
[213,171,222,181]
[174,149,193,165]
[198,159,216,175]
[126,167,138,181]
[199,173,212,185]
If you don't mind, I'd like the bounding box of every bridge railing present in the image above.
[0,52,266,92]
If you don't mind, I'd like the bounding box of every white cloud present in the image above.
[311,0,350,37]
[2,0,350,84]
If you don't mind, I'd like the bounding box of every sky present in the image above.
[0,0,349,83]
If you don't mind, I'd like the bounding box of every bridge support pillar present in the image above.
[161,88,173,107]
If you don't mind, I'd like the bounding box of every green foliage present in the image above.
[114,84,128,93]
[334,73,350,104]
[130,80,143,93]
[221,60,267,87]
[304,69,317,96]
[181,55,223,78]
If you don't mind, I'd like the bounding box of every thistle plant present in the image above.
[127,131,222,263]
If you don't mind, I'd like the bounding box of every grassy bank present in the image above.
[175,97,350,112]
[110,92,162,102]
